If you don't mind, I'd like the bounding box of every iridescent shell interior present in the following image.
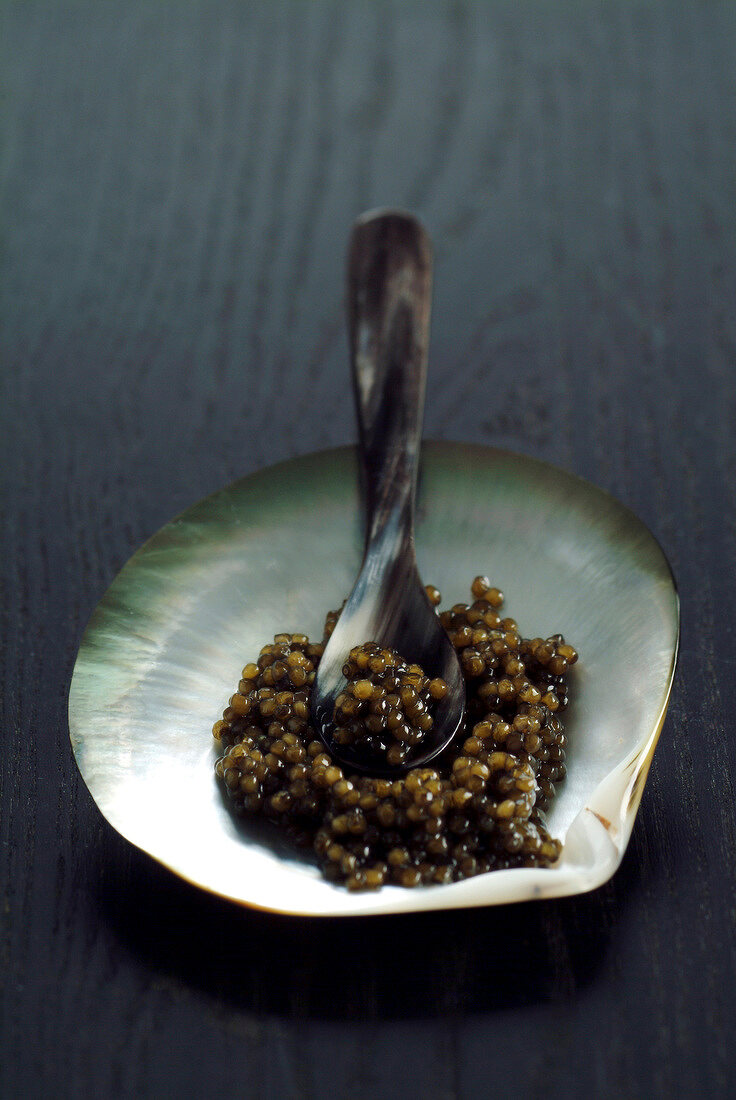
[69,443,679,916]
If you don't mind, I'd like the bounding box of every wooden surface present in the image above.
[2,2,735,1097]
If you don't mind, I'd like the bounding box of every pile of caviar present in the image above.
[332,642,448,767]
[213,577,577,891]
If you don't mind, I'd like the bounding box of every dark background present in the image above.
[2,2,735,1097]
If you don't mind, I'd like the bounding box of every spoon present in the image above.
[310,209,466,775]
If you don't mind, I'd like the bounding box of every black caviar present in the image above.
[213,577,577,891]
[332,642,448,767]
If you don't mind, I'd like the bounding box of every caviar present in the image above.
[213,577,577,890]
[332,642,447,767]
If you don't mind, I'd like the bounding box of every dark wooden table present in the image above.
[3,2,735,1097]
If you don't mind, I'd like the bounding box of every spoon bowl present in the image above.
[310,555,466,776]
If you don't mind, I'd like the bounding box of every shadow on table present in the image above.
[93,828,648,1021]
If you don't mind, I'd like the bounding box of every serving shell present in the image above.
[69,443,679,916]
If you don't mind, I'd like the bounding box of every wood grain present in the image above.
[2,1,736,1097]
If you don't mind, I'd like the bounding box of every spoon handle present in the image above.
[347,209,433,556]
